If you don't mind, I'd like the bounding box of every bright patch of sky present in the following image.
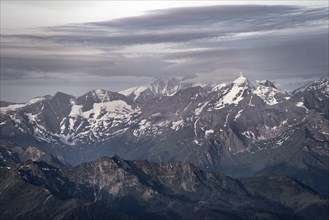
[2,1,327,34]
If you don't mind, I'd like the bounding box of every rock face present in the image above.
[1,76,328,195]
[0,140,69,168]
[0,155,328,220]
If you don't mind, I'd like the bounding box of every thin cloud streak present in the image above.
[1,4,328,102]
[4,6,327,46]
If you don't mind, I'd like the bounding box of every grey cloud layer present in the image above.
[94,5,326,32]
[1,5,328,101]
[6,5,327,46]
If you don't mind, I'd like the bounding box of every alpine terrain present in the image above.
[1,75,329,220]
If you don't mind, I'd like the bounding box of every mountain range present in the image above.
[1,75,328,197]
[1,141,328,220]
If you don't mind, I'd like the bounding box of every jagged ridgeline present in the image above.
[1,145,328,220]
[1,76,329,196]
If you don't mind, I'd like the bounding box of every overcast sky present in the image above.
[1,1,328,102]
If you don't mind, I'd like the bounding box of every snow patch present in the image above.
[119,85,148,101]
[1,97,46,114]
[89,89,112,102]
[139,119,151,130]
[119,86,138,96]
[211,83,227,92]
[296,102,304,107]
[276,139,284,146]
[26,97,46,105]
[234,109,243,120]
[133,86,149,99]
[44,195,53,203]
[193,139,202,145]
[81,100,133,119]
[221,85,245,105]
[242,131,255,139]
[253,85,279,105]
[194,102,209,116]
[9,115,21,125]
[205,129,214,137]
[25,113,38,121]
[69,105,83,117]
[171,119,184,131]
[296,102,308,111]
[0,104,25,114]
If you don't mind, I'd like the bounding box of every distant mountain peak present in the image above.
[256,80,277,89]
[91,88,108,94]
[233,73,249,85]
[91,89,110,101]
[52,92,75,104]
[81,89,116,103]
[149,77,181,95]
[88,88,109,96]
[307,78,329,92]
[53,91,72,98]
[119,77,185,102]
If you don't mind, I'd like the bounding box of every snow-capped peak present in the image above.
[306,78,329,95]
[233,73,249,85]
[81,89,114,103]
[253,80,290,105]
[92,88,107,95]
[91,89,110,102]
[213,74,252,109]
[149,77,182,96]
[119,77,183,102]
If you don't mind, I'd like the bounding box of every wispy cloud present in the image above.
[1,5,328,101]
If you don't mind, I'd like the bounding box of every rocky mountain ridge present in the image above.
[1,150,328,220]
[1,75,328,194]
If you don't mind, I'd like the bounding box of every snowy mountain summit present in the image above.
[119,77,187,103]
